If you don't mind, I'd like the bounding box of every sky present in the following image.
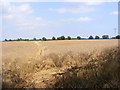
[1,0,118,40]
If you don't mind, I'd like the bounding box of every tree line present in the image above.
[4,35,120,41]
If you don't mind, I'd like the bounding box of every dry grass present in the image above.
[2,40,120,88]
[49,47,120,88]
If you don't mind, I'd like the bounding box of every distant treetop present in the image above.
[77,36,81,40]
[89,35,94,39]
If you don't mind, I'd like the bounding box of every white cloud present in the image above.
[18,4,33,13]
[2,1,93,32]
[60,17,93,22]
[49,6,94,14]
[4,4,33,19]
[2,2,50,31]
[111,11,118,15]
[82,2,103,5]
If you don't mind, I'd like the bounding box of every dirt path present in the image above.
[34,41,47,58]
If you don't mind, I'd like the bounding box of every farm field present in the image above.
[2,39,120,88]
[2,39,118,60]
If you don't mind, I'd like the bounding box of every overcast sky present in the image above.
[1,0,118,40]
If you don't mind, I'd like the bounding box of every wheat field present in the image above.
[2,39,120,88]
[2,39,118,58]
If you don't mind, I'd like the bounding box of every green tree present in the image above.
[42,37,47,41]
[116,35,120,39]
[16,38,22,41]
[19,38,23,41]
[102,35,109,39]
[33,38,37,41]
[9,39,12,41]
[111,37,116,39]
[17,38,20,41]
[61,36,65,40]
[89,35,94,39]
[52,37,56,40]
[57,37,61,40]
[67,36,71,40]
[95,36,100,39]
[77,36,81,40]
[4,39,7,41]
[24,39,29,41]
